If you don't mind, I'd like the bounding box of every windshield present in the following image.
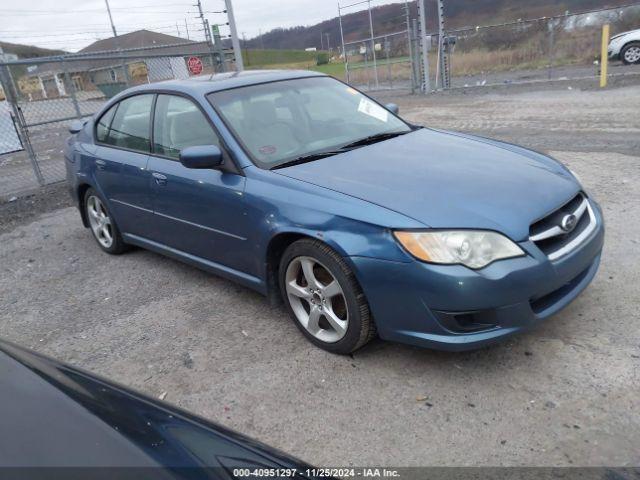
[208,76,411,168]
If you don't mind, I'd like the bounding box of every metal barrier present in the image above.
[0,41,226,198]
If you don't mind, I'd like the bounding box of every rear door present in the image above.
[93,94,155,236]
[146,94,249,273]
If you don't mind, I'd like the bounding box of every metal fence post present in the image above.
[405,1,415,94]
[547,20,555,80]
[417,0,431,93]
[0,64,45,186]
[411,19,419,93]
[385,36,392,89]
[62,58,82,119]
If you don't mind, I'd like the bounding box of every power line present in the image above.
[0,24,203,38]
[0,10,204,16]
[0,2,195,12]
[1,22,203,33]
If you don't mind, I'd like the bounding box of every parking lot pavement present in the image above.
[1,85,639,467]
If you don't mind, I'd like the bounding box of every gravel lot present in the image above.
[0,82,639,467]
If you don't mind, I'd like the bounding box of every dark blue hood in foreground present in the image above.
[0,340,311,472]
[276,128,580,242]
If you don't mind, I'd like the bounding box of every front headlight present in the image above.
[394,230,525,269]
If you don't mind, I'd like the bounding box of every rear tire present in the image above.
[279,239,376,354]
[621,42,640,65]
[84,188,128,255]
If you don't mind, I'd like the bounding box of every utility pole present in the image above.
[325,32,330,51]
[224,0,244,71]
[104,0,130,85]
[196,0,219,73]
[195,0,212,44]
[104,0,118,38]
[367,0,379,89]
[417,0,431,93]
[185,19,190,40]
[338,3,350,83]
[176,22,181,37]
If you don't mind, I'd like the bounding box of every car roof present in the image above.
[127,69,327,96]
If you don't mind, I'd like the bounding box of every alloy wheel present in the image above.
[284,256,349,343]
[86,195,114,249]
[624,46,640,64]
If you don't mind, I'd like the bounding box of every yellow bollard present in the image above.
[600,24,610,88]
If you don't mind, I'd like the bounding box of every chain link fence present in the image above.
[446,3,640,88]
[0,41,228,198]
[338,1,640,92]
[343,29,416,91]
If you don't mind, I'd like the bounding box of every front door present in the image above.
[147,94,250,273]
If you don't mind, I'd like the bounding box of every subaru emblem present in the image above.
[561,214,578,232]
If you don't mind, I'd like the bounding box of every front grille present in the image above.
[529,192,596,261]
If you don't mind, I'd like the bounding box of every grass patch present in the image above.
[244,49,329,68]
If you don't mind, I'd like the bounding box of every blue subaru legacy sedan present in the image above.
[65,70,604,354]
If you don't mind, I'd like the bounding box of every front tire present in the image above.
[621,42,640,65]
[279,239,376,354]
[84,188,128,254]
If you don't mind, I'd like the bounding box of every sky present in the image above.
[0,0,390,52]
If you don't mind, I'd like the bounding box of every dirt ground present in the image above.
[0,82,639,468]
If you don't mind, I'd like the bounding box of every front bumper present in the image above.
[349,202,605,351]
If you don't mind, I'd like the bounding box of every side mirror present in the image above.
[69,120,84,134]
[179,145,223,169]
[385,103,399,115]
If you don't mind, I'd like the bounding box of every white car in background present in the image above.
[608,28,640,64]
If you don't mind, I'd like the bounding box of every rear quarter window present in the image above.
[96,104,117,143]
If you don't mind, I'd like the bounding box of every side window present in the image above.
[104,94,153,152]
[96,104,117,143]
[153,94,219,160]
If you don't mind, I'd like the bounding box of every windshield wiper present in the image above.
[271,150,345,170]
[271,130,411,170]
[339,130,410,149]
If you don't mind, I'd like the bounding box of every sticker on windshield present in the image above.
[259,145,277,156]
[357,98,389,123]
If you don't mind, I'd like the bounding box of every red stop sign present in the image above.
[188,56,203,75]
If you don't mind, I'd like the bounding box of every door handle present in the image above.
[95,159,106,170]
[152,172,167,186]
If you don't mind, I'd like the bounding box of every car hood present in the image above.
[275,128,580,241]
[610,29,639,40]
